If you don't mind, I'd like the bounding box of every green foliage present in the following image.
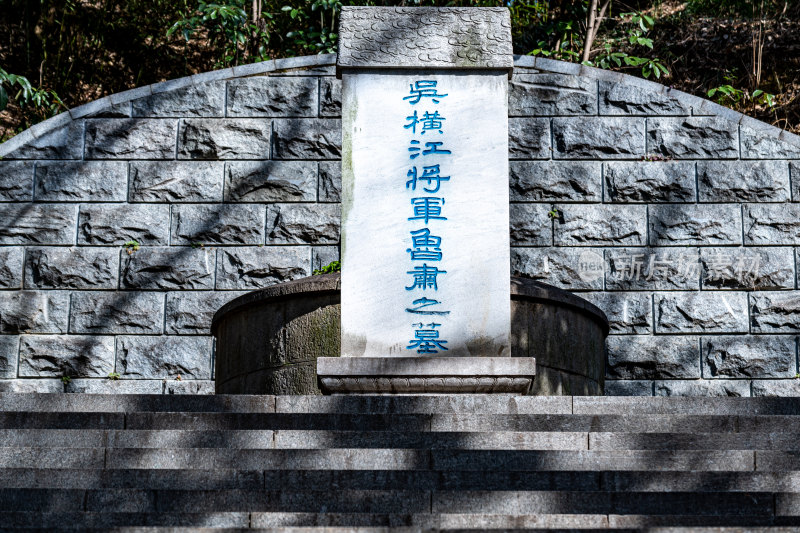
[281,0,341,55]
[313,260,341,275]
[584,12,669,79]
[0,68,65,125]
[707,70,776,109]
[123,240,140,254]
[107,372,121,380]
[61,376,71,384]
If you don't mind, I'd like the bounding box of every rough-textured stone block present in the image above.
[511,248,603,291]
[509,204,552,246]
[0,336,19,378]
[606,336,699,379]
[121,247,214,290]
[272,119,341,159]
[225,161,316,202]
[702,336,795,378]
[165,292,247,334]
[0,161,34,201]
[6,122,84,159]
[132,81,224,117]
[70,292,164,334]
[266,204,340,244]
[509,73,597,116]
[0,379,62,393]
[510,162,601,202]
[312,246,339,273]
[85,119,177,159]
[698,161,790,202]
[78,204,170,245]
[553,118,645,159]
[752,380,800,396]
[171,204,265,245]
[655,380,750,397]
[647,118,739,159]
[744,205,800,245]
[227,77,318,117]
[606,248,699,290]
[318,161,341,202]
[582,292,652,334]
[66,379,164,394]
[700,247,794,290]
[319,77,341,117]
[604,162,695,203]
[599,81,690,115]
[554,205,646,246]
[129,161,223,203]
[34,161,127,202]
[0,291,69,334]
[508,118,551,159]
[0,205,77,245]
[741,126,800,159]
[604,380,653,396]
[216,247,311,290]
[750,292,800,333]
[655,292,748,333]
[649,204,741,246]
[24,247,118,289]
[165,380,216,394]
[117,336,212,379]
[18,335,115,378]
[0,247,23,289]
[178,119,271,159]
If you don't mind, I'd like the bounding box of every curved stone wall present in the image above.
[1,54,799,396]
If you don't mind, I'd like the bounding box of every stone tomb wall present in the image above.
[1,54,799,395]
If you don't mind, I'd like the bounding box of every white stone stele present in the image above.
[319,70,535,393]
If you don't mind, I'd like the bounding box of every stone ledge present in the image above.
[320,376,533,394]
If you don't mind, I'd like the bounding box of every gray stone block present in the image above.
[698,160,790,202]
[599,81,690,115]
[318,161,341,202]
[227,77,318,117]
[78,204,170,245]
[508,118,551,159]
[655,380,750,397]
[750,292,800,333]
[178,119,271,159]
[129,161,223,203]
[165,380,216,394]
[604,161,695,203]
[70,291,164,334]
[65,379,164,394]
[266,204,340,244]
[225,161,316,202]
[312,246,340,273]
[0,205,77,245]
[700,247,794,290]
[510,161,601,202]
[647,117,739,159]
[649,204,742,245]
[18,335,115,378]
[5,121,84,160]
[0,161,34,201]
[702,336,795,378]
[85,119,177,159]
[0,379,62,393]
[319,77,341,117]
[744,204,800,244]
[511,248,603,291]
[171,204,266,245]
[581,292,652,334]
[605,247,700,290]
[604,380,653,396]
[24,247,119,289]
[509,73,597,116]
[554,205,646,246]
[215,246,311,290]
[116,336,213,379]
[131,81,224,117]
[0,336,19,378]
[606,335,699,379]
[0,247,23,289]
[553,118,645,159]
[0,291,69,334]
[34,161,127,202]
[121,247,214,290]
[272,119,341,159]
[165,291,247,334]
[655,292,749,333]
[752,380,800,396]
[509,203,552,246]
[741,125,800,159]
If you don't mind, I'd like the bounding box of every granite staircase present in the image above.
[1,394,800,532]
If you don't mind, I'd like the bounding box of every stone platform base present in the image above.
[317,357,536,394]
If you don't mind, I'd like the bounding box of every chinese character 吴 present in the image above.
[406,264,446,291]
[406,165,450,193]
[406,297,450,316]
[407,322,448,354]
[403,80,448,105]
[409,197,446,223]
[407,228,442,261]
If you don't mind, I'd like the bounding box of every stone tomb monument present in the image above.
[315,7,537,393]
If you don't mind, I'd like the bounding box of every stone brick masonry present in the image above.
[1,54,800,395]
